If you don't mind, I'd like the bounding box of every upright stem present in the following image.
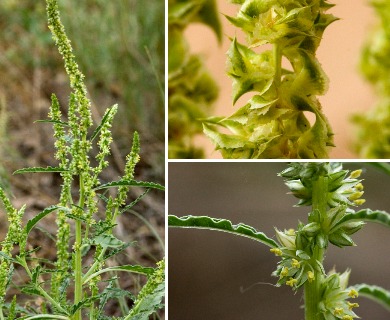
[305,175,328,320]
[274,43,282,91]
[74,176,85,320]
[0,304,4,320]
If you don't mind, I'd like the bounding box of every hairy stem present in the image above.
[305,175,327,320]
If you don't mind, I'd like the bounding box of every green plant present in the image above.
[202,0,336,158]
[353,0,390,158]
[0,0,164,167]
[0,1,165,319]
[168,0,221,158]
[169,162,390,319]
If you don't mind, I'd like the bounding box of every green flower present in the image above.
[319,270,359,320]
[279,163,365,208]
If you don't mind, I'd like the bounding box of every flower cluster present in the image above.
[168,0,221,158]
[279,163,365,208]
[269,163,365,319]
[204,0,337,158]
[0,188,25,303]
[271,228,323,289]
[319,270,359,320]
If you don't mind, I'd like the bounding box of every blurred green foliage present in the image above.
[168,0,221,159]
[0,0,164,163]
[353,0,390,158]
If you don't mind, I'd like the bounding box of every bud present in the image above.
[329,232,354,248]
[349,169,362,179]
[301,222,320,237]
[270,248,283,256]
[341,221,365,235]
[348,191,364,201]
[275,228,296,250]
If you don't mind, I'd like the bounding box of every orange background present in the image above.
[185,0,376,158]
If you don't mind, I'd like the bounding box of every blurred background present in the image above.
[0,0,164,317]
[185,0,377,158]
[168,162,390,319]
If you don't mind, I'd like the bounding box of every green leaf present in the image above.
[13,167,68,175]
[120,189,150,214]
[83,265,154,285]
[168,215,278,248]
[0,251,14,262]
[90,104,118,141]
[102,265,154,275]
[94,180,165,191]
[335,209,390,229]
[369,162,390,176]
[104,242,134,260]
[35,119,69,127]
[354,284,390,311]
[25,205,62,235]
[203,123,249,149]
[32,265,42,284]
[125,260,165,320]
[65,213,87,223]
[21,286,44,297]
[197,0,222,42]
[94,234,125,249]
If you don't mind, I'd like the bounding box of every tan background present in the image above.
[186,0,376,158]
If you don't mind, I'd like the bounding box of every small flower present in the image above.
[307,271,315,283]
[286,278,297,287]
[347,302,359,310]
[270,248,283,256]
[281,267,289,277]
[348,289,358,298]
[353,199,366,206]
[291,259,300,269]
[348,191,364,201]
[349,169,362,179]
[334,307,343,316]
[355,183,363,191]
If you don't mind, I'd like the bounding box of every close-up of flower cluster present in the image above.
[272,163,365,319]
[204,0,337,158]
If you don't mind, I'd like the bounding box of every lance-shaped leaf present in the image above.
[34,119,69,126]
[25,205,64,236]
[83,265,154,285]
[13,167,68,174]
[168,215,278,248]
[124,259,165,320]
[90,104,118,141]
[334,208,390,229]
[354,284,390,311]
[369,162,390,176]
[94,179,165,191]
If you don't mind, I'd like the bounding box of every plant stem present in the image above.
[74,176,85,320]
[82,205,121,283]
[38,287,69,316]
[274,43,282,91]
[0,304,4,320]
[304,175,328,320]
